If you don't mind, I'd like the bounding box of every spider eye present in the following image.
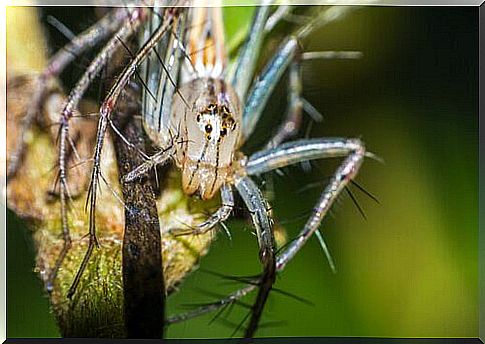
[220,128,227,136]
[205,124,212,133]
[196,114,201,122]
[226,117,235,129]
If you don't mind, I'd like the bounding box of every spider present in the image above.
[7,2,373,338]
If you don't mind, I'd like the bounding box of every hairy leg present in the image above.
[7,8,129,181]
[166,138,366,334]
[47,7,145,292]
[265,49,362,149]
[241,6,358,142]
[67,7,184,298]
[246,138,366,270]
[264,58,303,149]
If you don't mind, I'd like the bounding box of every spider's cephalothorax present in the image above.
[171,78,241,200]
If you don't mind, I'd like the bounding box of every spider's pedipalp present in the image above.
[166,184,234,237]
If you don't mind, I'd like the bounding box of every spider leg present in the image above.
[7,8,129,181]
[44,94,96,200]
[167,184,234,236]
[246,138,366,270]
[241,37,298,142]
[166,284,257,325]
[265,48,363,149]
[234,176,276,338]
[46,119,72,293]
[46,7,145,294]
[166,138,366,331]
[264,5,292,33]
[67,7,184,298]
[167,177,276,337]
[265,58,303,149]
[241,6,358,143]
[301,50,363,60]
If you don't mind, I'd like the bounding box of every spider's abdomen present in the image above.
[171,77,241,200]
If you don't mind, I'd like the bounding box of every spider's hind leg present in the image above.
[46,99,98,200]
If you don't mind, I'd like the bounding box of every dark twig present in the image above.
[112,65,165,338]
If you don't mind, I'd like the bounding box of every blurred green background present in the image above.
[7,6,478,339]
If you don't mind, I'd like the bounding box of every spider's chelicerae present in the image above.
[8,2,374,338]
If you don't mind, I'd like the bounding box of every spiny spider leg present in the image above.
[142,3,187,137]
[47,7,146,292]
[264,5,291,33]
[241,6,358,142]
[247,138,366,269]
[265,48,361,149]
[166,138,366,334]
[7,8,130,181]
[67,7,184,299]
[263,49,363,149]
[265,58,303,149]
[263,49,362,148]
[166,284,257,325]
[241,36,298,141]
[234,176,276,338]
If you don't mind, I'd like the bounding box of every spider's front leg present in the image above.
[247,138,366,270]
[7,8,130,182]
[233,175,276,338]
[241,6,360,144]
[49,7,146,292]
[67,7,184,298]
[265,57,304,149]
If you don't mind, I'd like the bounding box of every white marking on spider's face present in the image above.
[171,77,241,200]
[197,112,222,143]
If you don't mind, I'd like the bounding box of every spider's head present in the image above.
[195,102,238,144]
[172,78,241,200]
